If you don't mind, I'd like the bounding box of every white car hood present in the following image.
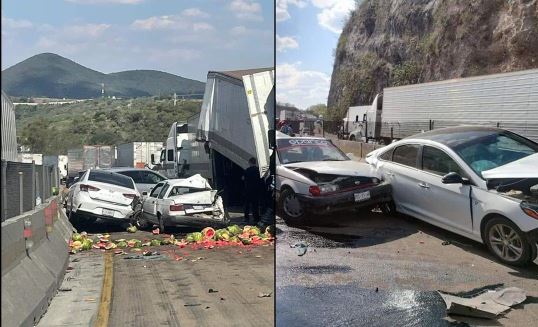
[481,154,538,179]
[284,160,375,177]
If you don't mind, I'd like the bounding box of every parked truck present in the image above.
[43,155,68,182]
[18,153,43,165]
[346,69,538,143]
[67,145,114,185]
[153,113,211,181]
[197,68,274,207]
[115,142,162,169]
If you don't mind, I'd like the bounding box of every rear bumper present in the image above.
[297,183,392,215]
[164,213,226,226]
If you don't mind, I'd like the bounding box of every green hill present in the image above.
[2,53,205,99]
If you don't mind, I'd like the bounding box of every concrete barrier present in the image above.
[1,197,74,327]
[332,139,386,159]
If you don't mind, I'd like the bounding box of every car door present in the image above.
[380,144,424,216]
[155,183,171,217]
[143,182,164,222]
[416,145,473,233]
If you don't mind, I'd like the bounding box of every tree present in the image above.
[305,104,327,117]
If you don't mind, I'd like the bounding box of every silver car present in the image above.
[366,126,538,266]
[105,167,168,196]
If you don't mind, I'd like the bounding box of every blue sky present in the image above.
[1,0,274,82]
[276,0,356,109]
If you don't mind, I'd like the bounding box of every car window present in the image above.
[379,148,394,161]
[392,145,420,168]
[117,170,142,183]
[88,171,135,189]
[141,171,166,184]
[167,149,174,162]
[277,139,349,164]
[422,146,465,177]
[160,150,166,162]
[150,182,164,198]
[168,186,208,197]
[158,183,170,199]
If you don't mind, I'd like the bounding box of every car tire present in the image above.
[349,135,356,141]
[157,213,165,233]
[484,216,533,266]
[278,188,307,226]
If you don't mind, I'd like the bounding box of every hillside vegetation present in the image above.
[328,0,538,119]
[15,97,201,155]
[2,53,205,99]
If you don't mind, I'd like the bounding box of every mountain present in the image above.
[1,53,206,99]
[328,0,538,119]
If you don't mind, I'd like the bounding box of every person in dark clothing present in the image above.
[243,157,262,224]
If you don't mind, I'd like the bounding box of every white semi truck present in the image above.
[346,69,538,143]
[197,68,274,206]
[115,142,163,169]
[153,113,211,181]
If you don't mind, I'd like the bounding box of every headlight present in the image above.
[521,201,538,220]
[319,184,339,193]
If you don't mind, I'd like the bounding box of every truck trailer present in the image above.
[115,142,162,169]
[197,68,274,207]
[348,69,538,143]
[67,145,115,182]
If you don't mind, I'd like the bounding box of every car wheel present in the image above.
[349,135,356,141]
[484,216,533,266]
[279,188,306,225]
[157,213,165,233]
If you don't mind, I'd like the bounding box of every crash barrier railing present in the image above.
[1,160,60,222]
[1,196,74,327]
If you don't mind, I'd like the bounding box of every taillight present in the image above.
[80,184,100,192]
[123,193,136,199]
[309,186,321,196]
[170,204,184,211]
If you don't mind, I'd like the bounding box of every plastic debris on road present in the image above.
[291,242,308,256]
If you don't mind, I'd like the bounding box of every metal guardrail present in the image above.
[1,160,60,222]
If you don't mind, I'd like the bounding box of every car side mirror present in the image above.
[442,172,470,185]
[151,154,155,164]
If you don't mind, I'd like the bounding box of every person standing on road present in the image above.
[243,157,262,224]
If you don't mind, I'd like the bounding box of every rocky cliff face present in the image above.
[327,0,538,118]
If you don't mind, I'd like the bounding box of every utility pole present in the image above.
[174,92,177,106]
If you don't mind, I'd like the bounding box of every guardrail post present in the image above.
[19,172,24,215]
[31,161,36,210]
[2,161,7,221]
[42,165,46,199]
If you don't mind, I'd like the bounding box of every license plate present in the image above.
[193,205,204,210]
[354,191,371,202]
[102,209,115,217]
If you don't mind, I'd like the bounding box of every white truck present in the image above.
[43,155,68,182]
[197,68,274,207]
[18,153,43,165]
[67,145,115,186]
[153,113,211,181]
[347,69,538,143]
[115,142,162,169]
[341,105,370,141]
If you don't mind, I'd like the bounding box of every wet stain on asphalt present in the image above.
[293,265,353,275]
[284,227,411,248]
[277,284,470,327]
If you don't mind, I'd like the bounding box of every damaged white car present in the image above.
[138,174,229,231]
[366,126,538,266]
[276,132,392,225]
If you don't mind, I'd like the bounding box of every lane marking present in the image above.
[94,252,113,327]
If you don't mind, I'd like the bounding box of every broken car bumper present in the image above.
[297,182,392,214]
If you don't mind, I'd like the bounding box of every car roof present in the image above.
[403,126,512,149]
[105,167,152,172]
[276,132,327,141]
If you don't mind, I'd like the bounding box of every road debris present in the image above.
[208,289,218,293]
[438,286,526,319]
[441,241,451,246]
[291,243,308,256]
[258,292,272,298]
[126,225,137,233]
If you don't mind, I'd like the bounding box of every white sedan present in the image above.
[366,126,538,266]
[66,169,140,223]
[139,174,228,231]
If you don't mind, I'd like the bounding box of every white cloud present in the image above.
[229,0,263,21]
[276,0,307,23]
[2,16,33,29]
[193,22,214,32]
[34,23,111,55]
[276,35,298,52]
[277,62,330,109]
[65,0,145,4]
[181,8,210,18]
[311,0,355,33]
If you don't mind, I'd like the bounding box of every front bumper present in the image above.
[297,182,392,215]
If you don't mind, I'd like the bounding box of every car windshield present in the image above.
[277,138,349,164]
[452,131,538,178]
[88,171,135,189]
